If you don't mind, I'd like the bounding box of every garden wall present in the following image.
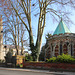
[0,63,5,67]
[23,62,75,72]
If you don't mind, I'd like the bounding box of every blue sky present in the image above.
[43,13,75,46]
[32,7,75,46]
[30,1,75,47]
[69,10,75,33]
[1,0,75,48]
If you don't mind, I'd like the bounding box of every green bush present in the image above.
[46,54,75,63]
[57,54,72,63]
[46,57,57,63]
[25,54,33,61]
[16,64,21,68]
[20,64,23,68]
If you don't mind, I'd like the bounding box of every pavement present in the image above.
[0,67,75,75]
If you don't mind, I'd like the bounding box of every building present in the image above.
[45,19,75,59]
[3,45,24,56]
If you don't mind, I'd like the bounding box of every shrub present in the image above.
[25,54,33,61]
[16,63,23,68]
[16,64,20,67]
[46,54,75,63]
[57,54,72,63]
[46,57,57,63]
[20,63,23,68]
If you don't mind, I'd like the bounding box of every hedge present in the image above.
[46,54,75,63]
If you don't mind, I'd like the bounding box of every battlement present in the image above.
[53,33,75,37]
[47,33,75,40]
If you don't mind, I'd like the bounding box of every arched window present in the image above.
[63,44,67,54]
[60,44,62,55]
[73,44,75,56]
[55,45,59,56]
[71,43,73,56]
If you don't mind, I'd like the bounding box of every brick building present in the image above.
[45,19,75,59]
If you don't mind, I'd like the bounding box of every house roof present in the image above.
[53,19,71,35]
[3,45,22,50]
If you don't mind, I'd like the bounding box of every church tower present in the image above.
[0,15,4,59]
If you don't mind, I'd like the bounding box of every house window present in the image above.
[55,45,59,56]
[60,44,62,55]
[74,44,75,56]
[63,44,67,54]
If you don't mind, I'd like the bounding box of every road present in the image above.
[0,68,75,75]
[0,69,65,75]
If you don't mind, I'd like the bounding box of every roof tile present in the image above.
[53,19,71,35]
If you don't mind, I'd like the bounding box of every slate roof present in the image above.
[53,19,71,35]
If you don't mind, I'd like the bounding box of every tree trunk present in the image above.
[10,0,47,61]
[36,0,47,61]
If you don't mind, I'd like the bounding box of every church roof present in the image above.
[53,19,71,35]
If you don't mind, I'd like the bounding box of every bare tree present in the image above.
[3,9,28,55]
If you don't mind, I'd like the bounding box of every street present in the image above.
[0,69,66,75]
[0,68,75,75]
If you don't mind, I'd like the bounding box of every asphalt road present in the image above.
[0,69,66,75]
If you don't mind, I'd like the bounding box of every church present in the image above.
[45,19,75,59]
